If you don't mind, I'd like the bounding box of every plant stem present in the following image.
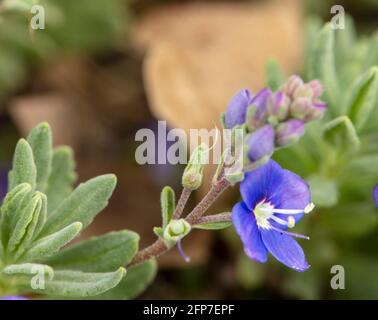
[196,213,232,224]
[173,187,191,219]
[129,178,231,266]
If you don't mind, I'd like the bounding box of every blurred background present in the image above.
[0,0,378,299]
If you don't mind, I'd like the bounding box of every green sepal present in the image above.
[160,186,175,229]
[193,221,232,230]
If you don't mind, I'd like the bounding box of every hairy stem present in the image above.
[173,187,191,219]
[196,212,232,224]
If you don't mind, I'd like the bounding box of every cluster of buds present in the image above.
[223,75,327,162]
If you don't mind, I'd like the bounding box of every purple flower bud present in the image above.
[247,124,275,162]
[1,296,28,300]
[304,101,328,121]
[224,89,252,128]
[267,91,290,122]
[373,184,378,207]
[246,88,272,130]
[290,97,312,119]
[276,119,305,147]
[307,80,324,98]
[281,75,304,97]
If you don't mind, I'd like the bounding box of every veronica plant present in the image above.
[0,123,156,299]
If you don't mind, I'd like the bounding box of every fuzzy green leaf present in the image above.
[0,183,32,247]
[8,139,37,191]
[22,222,82,261]
[3,263,54,279]
[94,260,157,300]
[27,122,53,192]
[266,58,284,91]
[346,67,378,130]
[45,147,77,213]
[44,230,139,272]
[161,186,175,228]
[322,116,360,152]
[41,174,116,236]
[7,192,44,255]
[27,268,126,297]
[309,23,339,109]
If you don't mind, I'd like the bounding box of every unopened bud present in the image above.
[163,219,191,248]
[182,144,208,190]
[290,97,312,119]
[276,119,305,147]
[304,102,327,121]
[267,91,290,123]
[281,75,304,97]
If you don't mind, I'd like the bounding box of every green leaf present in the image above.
[160,186,175,228]
[0,183,32,247]
[8,139,37,191]
[11,192,47,259]
[41,174,116,236]
[265,58,284,91]
[322,116,360,152]
[27,122,53,192]
[22,222,82,261]
[307,174,338,208]
[7,192,44,255]
[45,147,77,213]
[346,66,378,130]
[94,260,157,300]
[309,23,339,109]
[3,263,54,279]
[44,230,139,272]
[27,268,126,297]
[320,203,378,237]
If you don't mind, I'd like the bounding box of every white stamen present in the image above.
[304,202,315,214]
[287,216,295,228]
[270,215,290,226]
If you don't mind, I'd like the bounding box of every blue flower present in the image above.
[232,160,314,271]
[373,184,378,207]
[224,89,252,128]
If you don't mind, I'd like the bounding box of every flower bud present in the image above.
[304,101,327,121]
[163,219,191,248]
[246,88,272,131]
[307,80,324,98]
[224,89,252,128]
[373,184,378,208]
[247,124,275,162]
[290,97,312,119]
[182,144,208,190]
[275,119,305,147]
[267,91,290,123]
[281,75,304,97]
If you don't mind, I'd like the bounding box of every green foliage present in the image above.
[0,0,129,100]
[0,123,155,299]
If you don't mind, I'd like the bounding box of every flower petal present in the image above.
[232,201,267,263]
[224,89,251,128]
[240,160,283,210]
[261,228,310,272]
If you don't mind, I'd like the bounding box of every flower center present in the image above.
[253,200,315,239]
